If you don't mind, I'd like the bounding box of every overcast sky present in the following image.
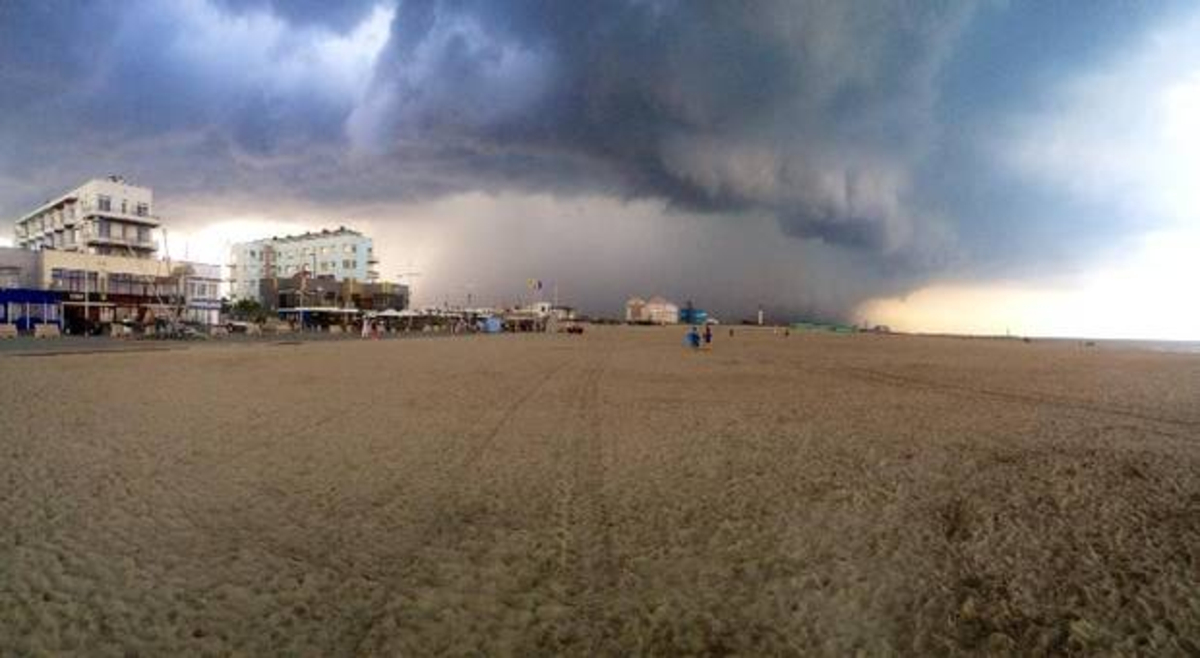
[2,1,1198,338]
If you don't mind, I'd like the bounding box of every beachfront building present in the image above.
[0,247,60,330]
[40,250,225,331]
[228,227,378,302]
[625,296,646,322]
[626,294,679,324]
[264,274,409,313]
[182,262,222,326]
[0,247,38,289]
[13,176,158,258]
[528,301,577,321]
[645,296,680,324]
[6,177,224,332]
[0,246,223,332]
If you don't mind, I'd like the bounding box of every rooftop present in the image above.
[245,226,365,245]
[19,175,148,223]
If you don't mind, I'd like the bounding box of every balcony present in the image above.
[85,234,158,251]
[83,209,161,227]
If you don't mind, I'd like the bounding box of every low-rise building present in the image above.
[625,296,646,322]
[263,273,409,313]
[1,246,177,331]
[528,301,577,321]
[626,294,679,324]
[0,247,59,329]
[182,262,222,326]
[38,250,221,331]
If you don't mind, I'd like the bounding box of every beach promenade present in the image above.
[2,327,1197,655]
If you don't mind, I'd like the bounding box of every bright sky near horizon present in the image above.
[2,1,1198,339]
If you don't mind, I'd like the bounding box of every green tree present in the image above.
[230,298,266,323]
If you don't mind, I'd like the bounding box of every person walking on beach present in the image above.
[703,323,713,346]
[686,325,701,350]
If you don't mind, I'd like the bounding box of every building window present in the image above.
[135,203,149,217]
[98,220,110,238]
[138,226,150,243]
[121,199,127,214]
[51,268,96,293]
[98,195,112,212]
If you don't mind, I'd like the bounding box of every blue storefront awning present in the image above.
[0,289,62,304]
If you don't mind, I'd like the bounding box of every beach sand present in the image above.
[1,328,1197,655]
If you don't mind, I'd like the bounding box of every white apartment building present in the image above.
[7,177,224,328]
[229,227,378,302]
[14,176,158,258]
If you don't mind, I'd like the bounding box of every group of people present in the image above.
[685,324,713,349]
[685,324,793,349]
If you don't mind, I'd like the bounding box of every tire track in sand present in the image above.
[551,352,619,655]
[346,356,571,655]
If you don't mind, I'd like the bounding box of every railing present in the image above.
[83,234,157,248]
[83,209,161,225]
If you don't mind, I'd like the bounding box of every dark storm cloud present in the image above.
[207,0,381,33]
[352,0,975,258]
[354,0,1200,265]
[1,0,1195,318]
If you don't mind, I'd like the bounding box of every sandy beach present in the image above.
[1,327,1197,656]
